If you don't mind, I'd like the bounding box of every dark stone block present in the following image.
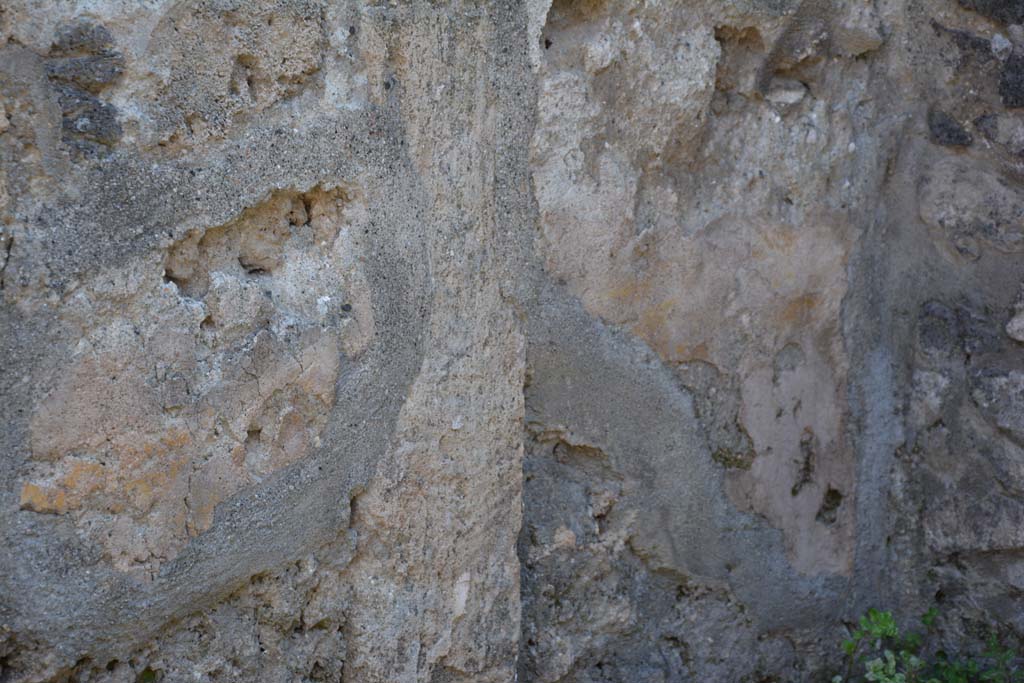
[46,55,124,93]
[51,20,114,56]
[1000,53,1024,109]
[55,84,122,148]
[958,0,1024,25]
[931,20,994,66]
[928,108,973,146]
[974,113,999,141]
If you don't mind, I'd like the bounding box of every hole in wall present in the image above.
[816,486,844,525]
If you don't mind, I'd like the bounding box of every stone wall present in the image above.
[1,1,1022,681]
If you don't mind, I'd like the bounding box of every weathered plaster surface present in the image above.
[2,0,1024,681]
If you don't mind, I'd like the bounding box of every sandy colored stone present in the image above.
[3,0,1024,681]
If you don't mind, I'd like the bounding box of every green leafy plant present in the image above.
[833,608,1022,683]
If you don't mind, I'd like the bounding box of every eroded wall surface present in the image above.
[1,0,1023,681]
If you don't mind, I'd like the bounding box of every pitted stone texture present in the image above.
[6,0,1024,681]
[141,0,329,148]
[6,547,357,683]
[1,2,531,681]
[518,429,833,683]
[530,0,869,577]
[20,186,369,576]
